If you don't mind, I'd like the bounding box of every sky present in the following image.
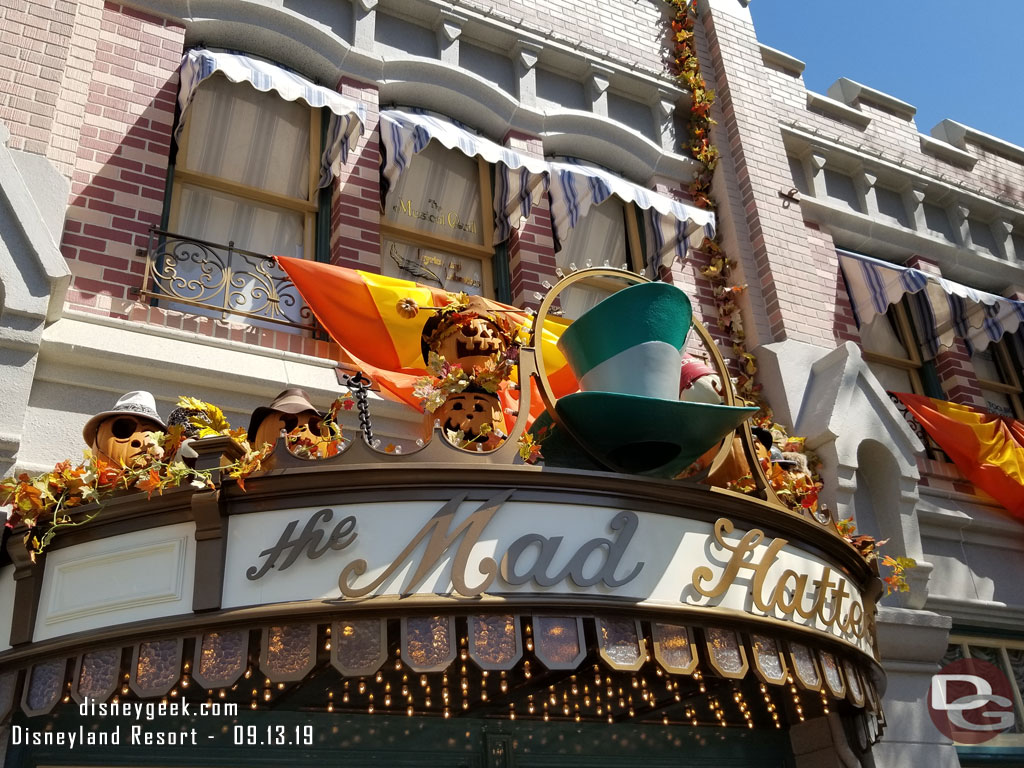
[749,1,1024,149]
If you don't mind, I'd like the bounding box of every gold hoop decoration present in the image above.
[529,268,773,491]
[529,268,647,420]
[529,269,646,473]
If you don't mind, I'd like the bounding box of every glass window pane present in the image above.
[555,198,627,275]
[866,361,915,394]
[942,643,965,667]
[384,141,484,246]
[972,347,1004,382]
[177,184,304,258]
[1007,648,1024,733]
[981,388,1016,419]
[381,239,485,296]
[184,76,310,200]
[860,314,908,359]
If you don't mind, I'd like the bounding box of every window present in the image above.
[380,140,495,297]
[856,297,948,461]
[171,74,320,261]
[158,73,323,328]
[552,198,644,319]
[972,340,1024,420]
[858,299,930,395]
[944,635,1024,744]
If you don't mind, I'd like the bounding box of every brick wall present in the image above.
[696,6,841,349]
[331,77,381,272]
[456,0,670,77]
[61,2,182,320]
[0,0,83,156]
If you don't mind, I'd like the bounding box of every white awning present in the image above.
[379,109,549,245]
[380,109,716,263]
[546,158,716,273]
[177,49,366,188]
[839,249,1024,356]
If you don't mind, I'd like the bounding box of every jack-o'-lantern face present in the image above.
[436,392,504,440]
[253,410,321,449]
[436,316,507,370]
[93,415,160,465]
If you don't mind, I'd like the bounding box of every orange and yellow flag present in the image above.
[275,256,577,419]
[896,393,1024,520]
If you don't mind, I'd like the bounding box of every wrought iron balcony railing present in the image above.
[887,391,948,462]
[136,229,316,331]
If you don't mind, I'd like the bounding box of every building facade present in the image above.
[0,0,1022,766]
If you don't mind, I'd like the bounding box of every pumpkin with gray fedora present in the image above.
[553,281,757,478]
[83,390,166,466]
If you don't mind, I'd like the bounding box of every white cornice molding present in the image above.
[783,123,1024,222]
[827,77,916,121]
[798,195,1024,292]
[805,91,870,130]
[925,595,1024,631]
[0,123,71,323]
[148,0,698,183]
[919,133,976,170]
[933,119,1024,165]
[759,44,804,76]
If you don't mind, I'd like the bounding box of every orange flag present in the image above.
[896,393,1024,519]
[275,257,577,418]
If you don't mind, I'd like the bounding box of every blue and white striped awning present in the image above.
[379,109,549,245]
[380,109,716,260]
[547,158,716,272]
[177,49,366,188]
[839,249,1024,356]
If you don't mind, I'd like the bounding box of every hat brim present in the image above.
[555,393,757,478]
[82,409,167,446]
[248,403,322,439]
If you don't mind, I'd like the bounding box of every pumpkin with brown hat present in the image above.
[248,389,323,458]
[415,295,521,449]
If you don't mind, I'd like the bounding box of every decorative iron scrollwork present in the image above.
[139,229,315,330]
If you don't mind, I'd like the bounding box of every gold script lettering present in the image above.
[338,491,509,598]
[691,518,866,640]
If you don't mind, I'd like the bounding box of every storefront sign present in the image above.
[224,493,870,653]
[392,198,478,235]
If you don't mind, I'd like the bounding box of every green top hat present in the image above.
[553,282,756,477]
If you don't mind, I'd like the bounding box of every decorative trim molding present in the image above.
[806,92,870,130]
[759,44,804,77]
[42,536,188,625]
[827,78,916,121]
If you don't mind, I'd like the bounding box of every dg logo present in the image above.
[928,658,1016,744]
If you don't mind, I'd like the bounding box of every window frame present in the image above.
[552,196,645,273]
[379,153,498,297]
[946,633,1024,747]
[859,299,928,396]
[167,76,324,263]
[972,339,1024,420]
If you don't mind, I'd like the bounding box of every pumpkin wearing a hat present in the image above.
[553,282,758,478]
[248,389,323,462]
[420,294,519,372]
[416,295,520,448]
[83,391,167,466]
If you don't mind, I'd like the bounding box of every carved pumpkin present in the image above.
[436,391,504,441]
[435,316,507,370]
[705,435,771,488]
[92,415,160,466]
[253,410,322,450]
